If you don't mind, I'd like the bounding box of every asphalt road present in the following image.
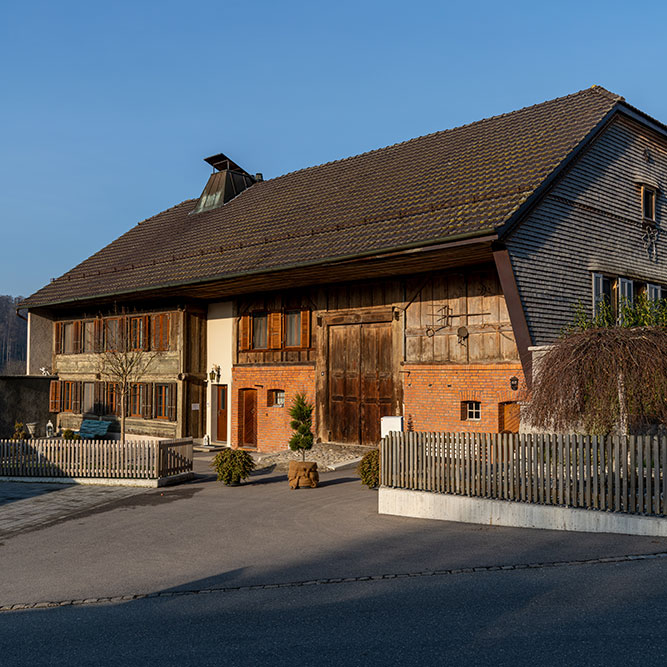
[2,460,667,665]
[2,558,667,666]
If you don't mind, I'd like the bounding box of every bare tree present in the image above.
[97,328,160,442]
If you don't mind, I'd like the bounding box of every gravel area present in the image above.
[252,442,375,472]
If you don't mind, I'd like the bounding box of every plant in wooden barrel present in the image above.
[210,448,255,486]
[357,449,380,489]
[287,393,319,489]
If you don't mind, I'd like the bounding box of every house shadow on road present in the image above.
[0,481,73,508]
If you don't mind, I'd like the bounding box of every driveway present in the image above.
[2,455,667,664]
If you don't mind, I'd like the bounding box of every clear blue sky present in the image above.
[2,0,666,298]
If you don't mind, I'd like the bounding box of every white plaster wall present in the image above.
[206,301,234,442]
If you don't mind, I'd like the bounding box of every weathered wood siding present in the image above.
[506,113,667,346]
[236,268,518,365]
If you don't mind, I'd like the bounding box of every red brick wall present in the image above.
[403,363,525,433]
[231,365,316,452]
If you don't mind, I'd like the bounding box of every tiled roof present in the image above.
[22,86,623,308]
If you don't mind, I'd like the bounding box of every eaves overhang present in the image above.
[23,229,498,312]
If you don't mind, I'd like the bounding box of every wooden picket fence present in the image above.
[381,432,667,516]
[0,438,193,480]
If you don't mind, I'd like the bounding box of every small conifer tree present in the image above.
[288,393,314,461]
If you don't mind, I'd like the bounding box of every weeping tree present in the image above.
[526,296,667,435]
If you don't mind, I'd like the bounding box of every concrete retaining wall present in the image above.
[379,487,667,537]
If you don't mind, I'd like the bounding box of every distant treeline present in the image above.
[0,296,27,374]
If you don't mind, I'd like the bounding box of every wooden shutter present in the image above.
[49,380,61,412]
[93,319,103,352]
[167,383,177,421]
[71,381,82,413]
[142,315,149,350]
[239,315,251,351]
[55,322,63,355]
[142,383,153,419]
[94,382,103,416]
[268,312,282,349]
[300,309,311,348]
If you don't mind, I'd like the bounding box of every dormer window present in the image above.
[642,185,656,222]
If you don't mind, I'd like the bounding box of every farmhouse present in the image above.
[20,86,667,450]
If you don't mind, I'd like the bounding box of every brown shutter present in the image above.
[460,402,467,421]
[239,315,251,351]
[93,319,103,352]
[72,382,82,413]
[49,380,61,412]
[94,382,103,415]
[169,312,177,351]
[55,322,63,355]
[142,315,149,350]
[167,383,177,421]
[268,312,282,349]
[300,309,311,348]
[142,383,153,419]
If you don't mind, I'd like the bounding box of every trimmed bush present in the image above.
[13,422,28,440]
[357,449,380,489]
[288,393,314,461]
[210,448,256,485]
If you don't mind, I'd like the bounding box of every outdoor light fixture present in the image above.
[510,376,519,391]
[209,365,220,383]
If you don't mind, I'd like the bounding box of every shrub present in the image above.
[62,429,75,440]
[13,421,28,440]
[357,449,380,489]
[210,448,255,485]
[288,393,314,461]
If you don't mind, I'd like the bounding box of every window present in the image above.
[130,383,145,417]
[82,382,95,414]
[618,277,634,306]
[104,318,122,351]
[62,322,75,354]
[129,316,146,351]
[105,383,119,416]
[642,185,656,222]
[155,384,170,419]
[268,389,286,407]
[592,273,613,317]
[285,311,301,347]
[62,381,80,413]
[461,401,481,421]
[239,309,310,351]
[252,312,268,349]
[82,320,96,353]
[151,313,170,351]
[647,283,663,302]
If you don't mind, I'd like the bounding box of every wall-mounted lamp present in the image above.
[209,365,220,383]
[510,376,519,391]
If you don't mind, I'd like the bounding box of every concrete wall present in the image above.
[26,313,53,375]
[379,487,667,537]
[0,375,55,439]
[206,301,233,443]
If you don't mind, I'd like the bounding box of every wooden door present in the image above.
[360,323,393,444]
[216,385,228,442]
[239,388,257,447]
[499,402,520,433]
[329,325,361,444]
[185,380,205,439]
[328,323,393,445]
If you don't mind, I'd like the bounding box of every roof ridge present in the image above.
[267,87,619,183]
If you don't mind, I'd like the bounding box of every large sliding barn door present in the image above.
[329,323,393,445]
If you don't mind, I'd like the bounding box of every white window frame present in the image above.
[647,283,663,302]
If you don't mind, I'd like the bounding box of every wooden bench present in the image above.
[77,420,113,439]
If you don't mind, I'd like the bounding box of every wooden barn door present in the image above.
[239,389,257,448]
[328,323,392,445]
[499,402,520,433]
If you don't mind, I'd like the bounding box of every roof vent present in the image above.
[192,152,257,214]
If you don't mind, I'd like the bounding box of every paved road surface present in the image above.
[2,461,667,664]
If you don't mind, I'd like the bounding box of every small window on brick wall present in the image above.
[268,389,286,407]
[461,401,481,421]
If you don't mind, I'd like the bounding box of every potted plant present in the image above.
[287,393,319,489]
[210,448,255,486]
